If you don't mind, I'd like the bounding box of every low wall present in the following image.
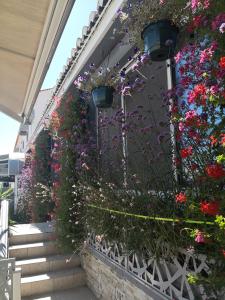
[82,248,166,300]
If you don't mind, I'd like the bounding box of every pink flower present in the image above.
[195,231,205,243]
[203,0,210,9]
[191,0,200,11]
[191,0,210,11]
[199,47,214,63]
[219,23,225,33]
[178,122,185,132]
[210,85,219,95]
[175,51,182,63]
[212,13,225,31]
[188,90,197,104]
[185,110,197,121]
[53,96,61,108]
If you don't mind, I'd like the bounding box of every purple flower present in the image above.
[140,53,150,64]
[121,85,132,96]
[132,62,141,71]
[132,77,145,90]
[88,63,95,73]
[120,68,126,79]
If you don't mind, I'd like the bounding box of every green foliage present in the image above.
[33,129,54,222]
[34,129,52,184]
[54,89,88,252]
[0,186,13,200]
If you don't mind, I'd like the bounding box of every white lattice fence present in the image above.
[87,233,212,300]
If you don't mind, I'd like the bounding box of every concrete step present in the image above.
[16,254,81,276]
[22,286,97,300]
[9,241,58,260]
[21,268,86,297]
[9,222,55,245]
[10,232,56,245]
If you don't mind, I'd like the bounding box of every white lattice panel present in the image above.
[87,233,211,300]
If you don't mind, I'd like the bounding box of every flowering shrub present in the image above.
[118,0,190,51]
[73,57,149,97]
[73,63,119,94]
[17,154,34,223]
[32,129,54,222]
[20,0,225,296]
[50,88,95,251]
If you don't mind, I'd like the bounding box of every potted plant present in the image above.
[118,0,190,61]
[141,19,179,61]
[74,64,119,108]
[74,60,149,107]
[91,85,114,108]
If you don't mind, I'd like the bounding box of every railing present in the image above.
[87,233,212,300]
[0,199,21,300]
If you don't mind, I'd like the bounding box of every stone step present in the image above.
[22,286,97,300]
[9,222,55,245]
[10,232,56,245]
[9,241,58,260]
[16,254,81,276]
[21,268,86,297]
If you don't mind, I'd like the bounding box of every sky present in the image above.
[0,0,98,155]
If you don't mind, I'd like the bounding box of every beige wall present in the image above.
[82,249,162,300]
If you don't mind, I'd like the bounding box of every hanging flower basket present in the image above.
[92,86,114,108]
[141,19,179,61]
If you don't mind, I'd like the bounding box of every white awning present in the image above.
[0,0,74,122]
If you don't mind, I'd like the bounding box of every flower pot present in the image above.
[141,20,179,61]
[92,86,114,108]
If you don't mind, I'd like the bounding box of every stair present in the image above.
[9,222,97,300]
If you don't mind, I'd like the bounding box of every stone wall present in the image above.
[82,248,165,300]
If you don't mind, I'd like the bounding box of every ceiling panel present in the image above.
[0,0,50,58]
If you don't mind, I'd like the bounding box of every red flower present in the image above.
[191,163,198,171]
[175,192,187,203]
[210,135,218,146]
[52,163,61,173]
[187,15,205,32]
[195,83,207,95]
[220,133,225,147]
[222,249,225,258]
[200,201,220,216]
[205,163,225,179]
[174,158,181,166]
[188,130,201,143]
[180,146,193,159]
[188,84,207,105]
[219,57,225,69]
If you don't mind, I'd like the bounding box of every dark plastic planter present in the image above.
[92,86,114,108]
[141,19,179,61]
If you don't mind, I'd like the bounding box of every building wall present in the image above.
[27,87,54,147]
[14,135,27,153]
[14,88,54,152]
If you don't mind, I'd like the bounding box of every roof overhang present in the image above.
[0,0,75,122]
